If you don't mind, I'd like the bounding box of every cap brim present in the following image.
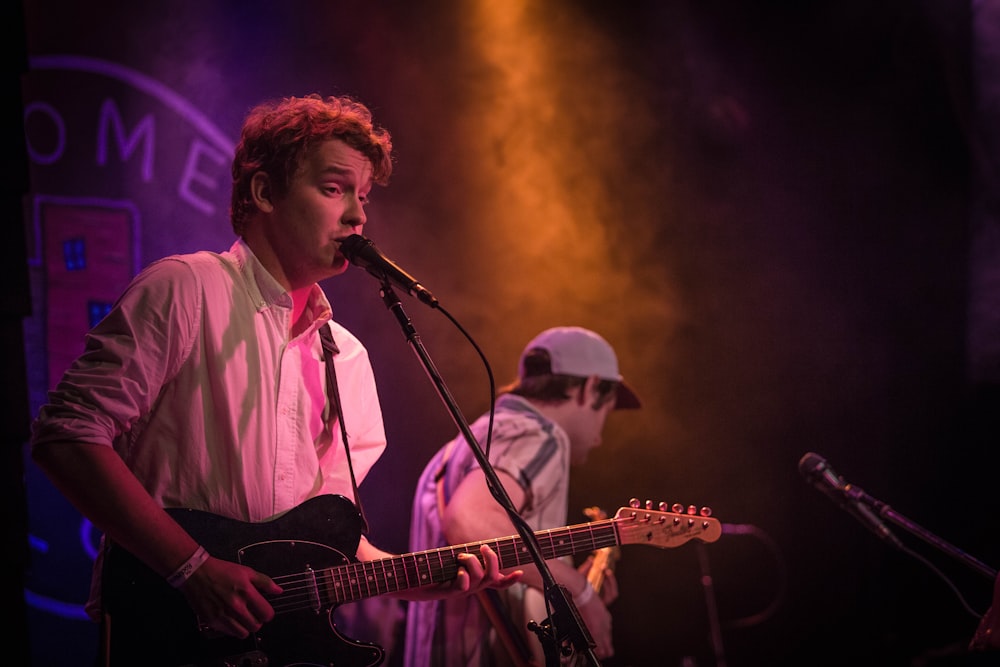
[614,380,641,410]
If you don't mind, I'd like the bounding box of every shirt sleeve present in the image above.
[30,257,202,453]
[481,416,568,514]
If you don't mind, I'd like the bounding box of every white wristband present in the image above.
[575,581,596,606]
[166,546,209,588]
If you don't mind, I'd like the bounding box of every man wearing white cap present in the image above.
[404,326,641,667]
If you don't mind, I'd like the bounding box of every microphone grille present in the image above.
[339,234,371,263]
[797,452,825,477]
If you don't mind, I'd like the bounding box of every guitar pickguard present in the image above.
[237,539,382,667]
[104,495,384,667]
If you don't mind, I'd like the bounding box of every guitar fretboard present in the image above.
[319,519,620,605]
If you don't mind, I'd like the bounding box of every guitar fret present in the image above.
[363,560,379,597]
[366,560,381,596]
[372,558,394,595]
[494,537,516,569]
[359,560,374,599]
[335,563,349,603]
[592,523,616,549]
[582,526,595,553]
[326,563,345,604]
[512,536,530,567]
[382,557,399,594]
[414,552,432,587]
[591,526,615,549]
[548,529,564,560]
[369,560,383,597]
[403,553,417,589]
[346,562,360,602]
[445,548,459,580]
[357,563,368,599]
[394,555,407,592]
[575,526,591,554]
[400,553,419,590]
[318,566,337,606]
[332,564,345,603]
[434,550,445,584]
[303,566,320,612]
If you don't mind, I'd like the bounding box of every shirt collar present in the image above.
[496,393,545,418]
[229,239,333,325]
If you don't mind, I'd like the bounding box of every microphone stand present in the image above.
[694,542,728,667]
[845,485,997,581]
[376,282,600,667]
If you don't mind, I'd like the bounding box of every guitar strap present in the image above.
[434,440,537,667]
[319,323,370,535]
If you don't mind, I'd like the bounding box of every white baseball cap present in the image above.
[519,326,641,410]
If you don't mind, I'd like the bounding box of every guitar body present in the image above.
[103,494,385,667]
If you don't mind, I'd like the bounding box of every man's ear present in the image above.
[581,375,601,406]
[584,375,611,410]
[250,171,274,212]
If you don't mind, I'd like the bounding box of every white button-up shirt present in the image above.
[31,239,387,522]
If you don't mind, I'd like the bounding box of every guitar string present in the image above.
[257,517,694,615]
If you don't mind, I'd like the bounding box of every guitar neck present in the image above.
[320,519,620,605]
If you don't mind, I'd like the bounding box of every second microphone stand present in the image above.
[844,484,997,581]
[377,282,600,667]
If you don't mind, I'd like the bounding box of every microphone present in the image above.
[339,234,439,308]
[798,452,903,548]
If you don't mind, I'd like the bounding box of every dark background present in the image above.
[9,1,1000,666]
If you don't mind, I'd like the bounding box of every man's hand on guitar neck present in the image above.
[357,537,524,602]
[180,556,283,639]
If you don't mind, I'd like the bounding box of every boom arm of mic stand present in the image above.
[844,485,997,581]
[376,283,600,666]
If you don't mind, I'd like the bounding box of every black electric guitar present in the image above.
[102,494,722,667]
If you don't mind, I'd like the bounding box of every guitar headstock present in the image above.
[614,498,722,548]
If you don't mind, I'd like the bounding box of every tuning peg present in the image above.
[629,498,641,509]
[700,507,713,517]
[671,503,684,514]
